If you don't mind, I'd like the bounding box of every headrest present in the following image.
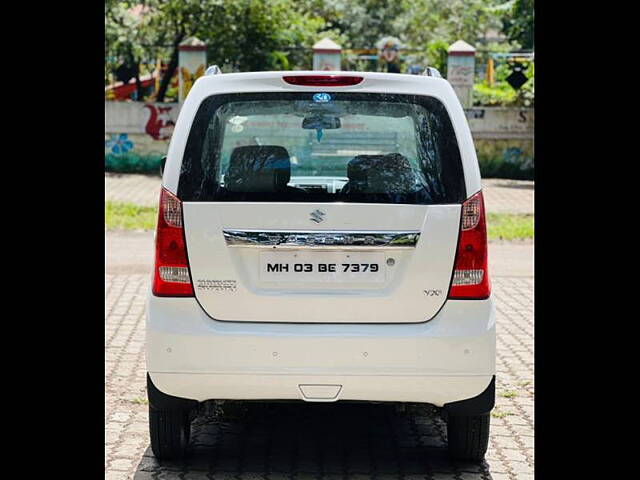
[225,146,291,192]
[347,153,417,194]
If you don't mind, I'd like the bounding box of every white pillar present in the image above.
[178,37,207,103]
[313,38,342,71]
[447,40,476,108]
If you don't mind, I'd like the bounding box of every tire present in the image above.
[447,412,490,461]
[149,405,192,460]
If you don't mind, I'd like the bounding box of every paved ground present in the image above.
[106,174,161,207]
[481,179,533,215]
[105,232,533,479]
[105,174,534,215]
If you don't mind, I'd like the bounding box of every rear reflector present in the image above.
[448,191,490,299]
[152,187,194,297]
[282,75,364,87]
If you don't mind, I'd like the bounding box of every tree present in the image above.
[396,0,506,68]
[201,0,327,72]
[294,0,510,71]
[105,0,531,99]
[105,1,156,99]
[501,0,534,50]
[106,0,330,101]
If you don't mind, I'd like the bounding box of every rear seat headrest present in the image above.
[347,153,417,194]
[225,146,291,192]
[347,155,372,181]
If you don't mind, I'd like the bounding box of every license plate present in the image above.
[260,251,386,283]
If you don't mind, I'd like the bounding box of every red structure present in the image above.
[105,68,178,101]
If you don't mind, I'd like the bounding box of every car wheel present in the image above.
[149,405,191,460]
[446,412,490,461]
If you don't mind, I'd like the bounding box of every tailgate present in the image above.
[183,202,461,323]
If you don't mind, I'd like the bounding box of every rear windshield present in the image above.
[178,92,465,204]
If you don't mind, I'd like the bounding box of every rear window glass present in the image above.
[178,92,465,204]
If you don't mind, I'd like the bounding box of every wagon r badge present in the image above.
[310,209,326,223]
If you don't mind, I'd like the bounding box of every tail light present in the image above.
[448,191,490,299]
[152,187,194,296]
[282,75,364,87]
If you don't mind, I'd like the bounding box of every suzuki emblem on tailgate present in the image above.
[310,210,326,223]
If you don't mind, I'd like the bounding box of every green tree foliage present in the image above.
[315,0,407,49]
[105,1,157,97]
[473,60,533,107]
[396,0,506,69]
[202,0,327,72]
[501,0,534,49]
[105,0,534,103]
[295,0,514,72]
[106,0,330,101]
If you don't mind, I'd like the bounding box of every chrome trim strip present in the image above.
[223,229,420,248]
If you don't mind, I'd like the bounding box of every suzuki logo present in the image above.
[310,209,326,223]
[312,93,332,103]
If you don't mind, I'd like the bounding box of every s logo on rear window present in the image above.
[313,93,331,103]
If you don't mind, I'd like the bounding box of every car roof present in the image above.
[191,70,449,94]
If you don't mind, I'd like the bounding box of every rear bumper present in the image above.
[146,295,495,406]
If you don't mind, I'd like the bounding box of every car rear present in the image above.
[146,71,495,460]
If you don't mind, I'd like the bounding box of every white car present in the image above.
[146,70,495,461]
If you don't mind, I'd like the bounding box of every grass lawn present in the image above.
[105,202,157,231]
[105,201,534,241]
[487,213,533,241]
